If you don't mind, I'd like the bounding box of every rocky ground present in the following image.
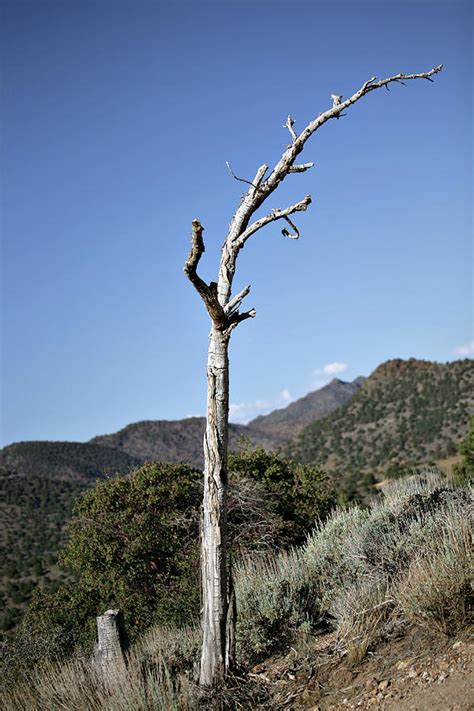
[250,625,473,710]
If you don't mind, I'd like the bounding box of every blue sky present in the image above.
[1,0,472,446]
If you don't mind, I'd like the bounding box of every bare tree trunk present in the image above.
[200,327,230,686]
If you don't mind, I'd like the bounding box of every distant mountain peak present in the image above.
[369,358,442,381]
[247,376,365,439]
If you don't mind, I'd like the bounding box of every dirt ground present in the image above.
[250,625,473,710]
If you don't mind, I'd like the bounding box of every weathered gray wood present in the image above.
[94,609,127,676]
[184,64,442,687]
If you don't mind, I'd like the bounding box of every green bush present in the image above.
[228,447,335,544]
[17,461,203,662]
[395,507,472,633]
[453,415,474,485]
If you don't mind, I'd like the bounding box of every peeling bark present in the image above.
[199,327,230,685]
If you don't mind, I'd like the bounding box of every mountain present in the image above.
[248,377,366,439]
[286,358,473,476]
[89,378,364,467]
[89,418,278,470]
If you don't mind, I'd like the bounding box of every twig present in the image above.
[235,194,312,247]
[225,161,264,191]
[283,114,297,142]
[281,215,300,240]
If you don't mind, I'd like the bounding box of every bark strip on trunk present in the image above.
[199,327,230,686]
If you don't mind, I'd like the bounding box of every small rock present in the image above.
[376,692,384,701]
[407,668,418,678]
[379,679,390,691]
[366,675,378,688]
[452,640,464,649]
[288,673,296,680]
[396,659,411,670]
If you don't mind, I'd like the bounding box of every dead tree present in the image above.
[184,64,442,687]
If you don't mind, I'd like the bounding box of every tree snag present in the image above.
[184,64,443,687]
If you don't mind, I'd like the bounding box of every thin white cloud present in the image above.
[314,362,349,376]
[229,388,294,424]
[312,361,349,388]
[454,341,474,356]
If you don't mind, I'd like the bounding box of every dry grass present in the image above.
[330,579,392,665]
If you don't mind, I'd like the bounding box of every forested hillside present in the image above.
[0,443,142,633]
[286,359,473,476]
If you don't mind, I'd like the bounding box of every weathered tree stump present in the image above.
[94,609,127,676]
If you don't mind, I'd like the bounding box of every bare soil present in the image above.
[250,625,473,710]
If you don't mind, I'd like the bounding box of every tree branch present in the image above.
[226,162,268,193]
[184,220,228,329]
[235,194,312,247]
[281,215,300,239]
[288,162,314,173]
[263,65,443,193]
[226,307,257,334]
[212,64,442,309]
[224,285,251,315]
[283,114,297,142]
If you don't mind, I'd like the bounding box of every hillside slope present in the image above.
[90,418,280,469]
[0,441,142,483]
[0,443,142,633]
[248,377,365,439]
[286,358,473,475]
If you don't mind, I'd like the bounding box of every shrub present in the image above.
[14,461,203,666]
[229,447,335,544]
[329,578,390,665]
[395,506,473,633]
[235,550,311,663]
[10,450,330,672]
[235,475,472,664]
[453,415,474,485]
